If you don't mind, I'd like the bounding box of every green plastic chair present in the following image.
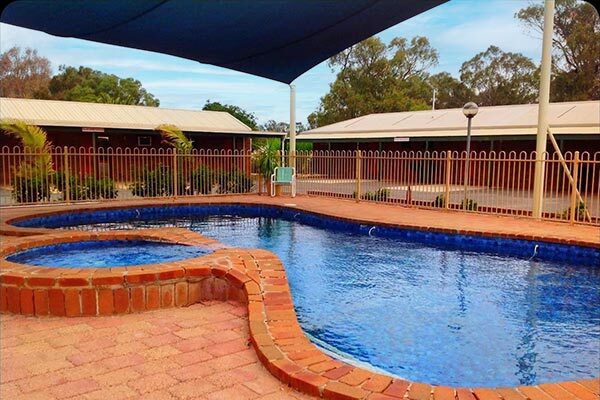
[270,167,296,197]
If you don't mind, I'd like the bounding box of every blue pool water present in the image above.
[12,205,600,387]
[7,240,211,268]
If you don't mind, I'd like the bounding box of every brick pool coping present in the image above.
[1,197,599,399]
[1,196,598,248]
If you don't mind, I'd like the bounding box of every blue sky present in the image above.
[0,0,544,126]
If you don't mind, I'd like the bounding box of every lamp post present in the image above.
[462,102,478,209]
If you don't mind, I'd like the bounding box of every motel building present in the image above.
[0,97,282,152]
[298,101,600,155]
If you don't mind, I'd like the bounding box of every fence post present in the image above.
[63,146,71,203]
[445,151,452,209]
[172,149,178,198]
[355,151,362,202]
[569,151,580,224]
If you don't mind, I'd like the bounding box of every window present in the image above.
[138,136,152,147]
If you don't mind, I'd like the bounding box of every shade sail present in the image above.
[1,0,446,83]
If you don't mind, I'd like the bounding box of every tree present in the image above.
[516,0,600,101]
[0,46,51,98]
[202,101,258,130]
[459,45,539,106]
[260,120,289,133]
[310,36,437,126]
[48,66,159,106]
[259,120,308,133]
[428,72,475,109]
[388,36,439,80]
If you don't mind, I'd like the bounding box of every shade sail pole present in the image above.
[532,0,555,219]
[289,83,296,171]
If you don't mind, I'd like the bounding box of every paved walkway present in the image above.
[2,195,597,246]
[0,301,314,400]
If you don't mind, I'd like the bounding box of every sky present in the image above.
[0,0,545,126]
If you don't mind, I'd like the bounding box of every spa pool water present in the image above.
[7,240,211,268]
[13,207,600,387]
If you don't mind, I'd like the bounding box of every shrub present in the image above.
[55,171,87,200]
[354,188,391,201]
[129,165,172,197]
[90,177,117,199]
[221,169,254,194]
[460,198,478,211]
[191,165,214,194]
[55,171,118,200]
[12,176,51,203]
[433,194,446,208]
[560,201,588,221]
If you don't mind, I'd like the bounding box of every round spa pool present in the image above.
[6,240,211,268]
[12,205,600,387]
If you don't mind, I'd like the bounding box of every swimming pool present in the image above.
[6,240,211,268]
[12,205,600,387]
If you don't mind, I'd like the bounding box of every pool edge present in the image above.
[2,197,599,249]
[1,228,598,399]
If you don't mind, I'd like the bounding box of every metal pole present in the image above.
[355,150,362,202]
[172,149,178,198]
[532,0,555,219]
[281,134,286,167]
[463,117,472,208]
[445,151,451,209]
[63,146,70,203]
[432,88,437,111]
[289,83,296,171]
[569,151,580,224]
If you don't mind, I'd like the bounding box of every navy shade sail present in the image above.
[1,0,446,83]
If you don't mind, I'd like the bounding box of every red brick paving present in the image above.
[1,302,314,400]
[1,195,598,247]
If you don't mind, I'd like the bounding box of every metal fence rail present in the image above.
[294,150,599,225]
[1,146,258,205]
[1,146,598,225]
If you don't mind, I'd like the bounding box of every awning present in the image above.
[1,0,446,83]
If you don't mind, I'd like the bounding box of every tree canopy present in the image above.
[307,0,597,128]
[48,66,159,106]
[309,36,437,127]
[0,46,51,99]
[259,120,308,133]
[516,0,599,101]
[428,72,474,109]
[459,46,539,106]
[0,47,160,106]
[202,101,258,130]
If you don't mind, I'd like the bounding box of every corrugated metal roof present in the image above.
[299,101,600,140]
[0,97,278,135]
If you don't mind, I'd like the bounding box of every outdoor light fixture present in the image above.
[462,102,478,210]
[462,102,479,119]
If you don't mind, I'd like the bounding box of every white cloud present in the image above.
[435,16,542,59]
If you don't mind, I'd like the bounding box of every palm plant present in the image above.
[155,124,194,194]
[155,124,193,153]
[1,120,54,202]
[1,120,53,175]
[252,138,280,194]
